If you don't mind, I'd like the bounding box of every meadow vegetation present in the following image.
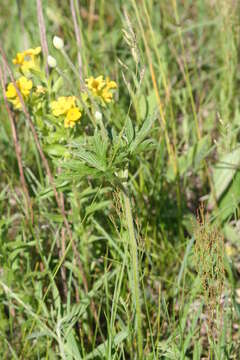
[0,0,240,358]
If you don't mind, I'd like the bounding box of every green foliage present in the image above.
[1,0,240,359]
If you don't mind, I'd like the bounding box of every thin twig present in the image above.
[70,0,83,83]
[0,63,33,223]
[36,0,49,77]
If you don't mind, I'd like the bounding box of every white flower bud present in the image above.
[95,110,103,121]
[47,55,57,68]
[53,36,64,50]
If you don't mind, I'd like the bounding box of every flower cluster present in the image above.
[49,76,117,128]
[6,47,117,136]
[86,76,117,105]
[5,47,42,109]
[12,46,41,73]
[50,96,81,128]
[5,76,33,109]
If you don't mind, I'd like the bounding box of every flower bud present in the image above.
[53,36,64,50]
[47,55,57,68]
[95,110,103,121]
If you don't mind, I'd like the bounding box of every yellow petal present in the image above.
[106,77,117,89]
[17,76,33,96]
[12,52,25,65]
[36,85,46,94]
[66,107,81,122]
[21,60,35,73]
[51,97,67,116]
[10,96,22,110]
[6,83,17,98]
[64,118,75,128]
[24,47,41,56]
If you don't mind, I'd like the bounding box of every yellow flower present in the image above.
[101,88,113,103]
[21,60,36,73]
[85,75,117,104]
[64,107,81,128]
[36,85,46,94]
[6,83,17,98]
[86,75,105,95]
[17,76,33,96]
[12,52,25,66]
[105,77,117,90]
[5,76,32,110]
[64,96,76,109]
[11,97,22,110]
[102,77,117,103]
[24,47,41,57]
[50,96,76,117]
[51,98,64,116]
[6,82,21,109]
[12,47,41,72]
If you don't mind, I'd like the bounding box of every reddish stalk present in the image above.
[0,63,33,224]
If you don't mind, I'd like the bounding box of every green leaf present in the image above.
[52,76,64,93]
[138,94,147,120]
[223,223,240,244]
[64,329,82,360]
[147,90,157,117]
[209,147,240,207]
[92,132,108,163]
[43,213,64,222]
[75,149,106,171]
[217,170,240,221]
[134,138,155,154]
[85,330,129,359]
[86,200,111,216]
[125,116,134,144]
[44,144,68,157]
[37,181,69,199]
[129,113,156,153]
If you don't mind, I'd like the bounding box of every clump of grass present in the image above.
[194,205,225,349]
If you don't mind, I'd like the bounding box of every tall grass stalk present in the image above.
[122,182,143,359]
[171,0,218,209]
[131,0,184,237]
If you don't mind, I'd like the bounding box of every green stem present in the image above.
[122,186,143,359]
